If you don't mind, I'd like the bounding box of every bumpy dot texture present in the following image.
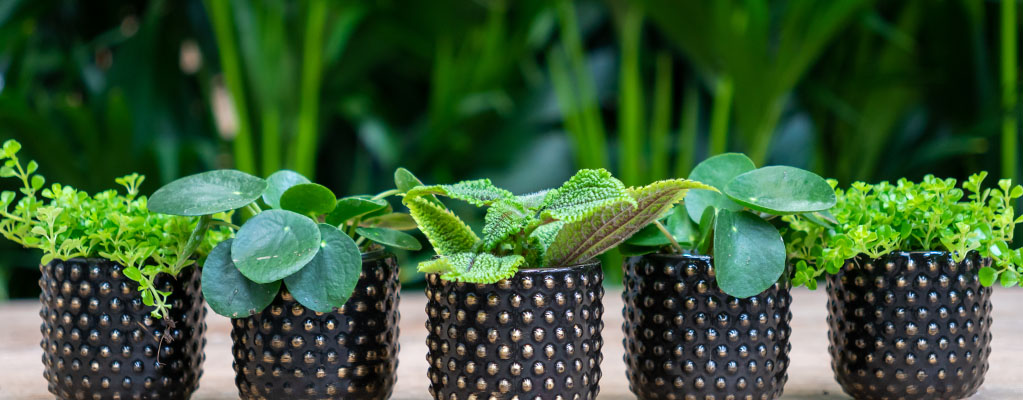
[39,258,207,400]
[425,261,604,400]
[826,251,993,400]
[231,251,400,400]
[622,254,793,400]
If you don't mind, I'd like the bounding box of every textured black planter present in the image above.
[39,258,207,400]
[231,250,400,400]
[622,253,793,400]
[826,251,993,400]
[425,261,605,400]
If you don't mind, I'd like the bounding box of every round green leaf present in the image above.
[232,209,321,283]
[326,197,388,226]
[685,153,755,222]
[284,224,362,313]
[149,170,267,216]
[263,170,311,209]
[280,183,337,216]
[713,210,786,298]
[978,266,997,287]
[724,166,836,214]
[356,227,422,250]
[201,240,281,318]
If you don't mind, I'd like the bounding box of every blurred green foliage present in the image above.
[0,0,1020,298]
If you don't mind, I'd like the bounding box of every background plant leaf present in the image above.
[540,168,635,222]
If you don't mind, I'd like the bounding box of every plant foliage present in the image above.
[0,140,232,319]
[402,167,712,283]
[149,169,420,317]
[784,173,1023,288]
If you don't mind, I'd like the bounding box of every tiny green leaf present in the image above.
[284,225,362,313]
[202,240,281,318]
[356,227,422,250]
[232,209,322,283]
[280,183,337,216]
[685,153,755,222]
[263,170,311,209]
[149,170,268,216]
[713,210,786,298]
[326,197,389,226]
[1000,269,1019,287]
[724,166,836,214]
[394,167,425,192]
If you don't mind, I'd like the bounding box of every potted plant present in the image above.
[0,140,231,399]
[148,169,421,400]
[785,173,1023,400]
[398,168,709,399]
[619,153,836,400]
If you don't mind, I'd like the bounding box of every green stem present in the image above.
[293,0,329,178]
[209,220,241,230]
[1002,0,1019,183]
[617,5,644,185]
[674,77,700,177]
[709,75,734,156]
[372,189,400,200]
[206,0,256,174]
[654,220,682,254]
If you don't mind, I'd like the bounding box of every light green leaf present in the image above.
[540,169,635,222]
[232,209,321,283]
[284,225,362,313]
[419,253,524,284]
[326,196,388,226]
[394,167,426,192]
[280,183,337,216]
[262,170,311,209]
[482,200,531,250]
[356,227,422,250]
[685,153,755,222]
[979,266,997,287]
[149,170,268,216]
[202,240,281,318]
[724,166,836,214]
[359,213,418,230]
[407,178,514,207]
[713,210,786,298]
[404,196,479,255]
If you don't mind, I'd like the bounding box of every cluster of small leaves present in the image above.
[148,169,420,318]
[784,173,1023,288]
[0,140,231,319]
[400,167,711,284]
[623,153,837,297]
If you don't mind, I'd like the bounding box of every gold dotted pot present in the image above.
[826,251,993,400]
[622,254,793,400]
[425,261,605,400]
[231,250,400,400]
[39,258,207,400]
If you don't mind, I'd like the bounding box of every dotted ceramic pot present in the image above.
[425,261,605,400]
[39,258,207,400]
[622,253,793,400]
[826,251,993,400]
[231,250,400,400]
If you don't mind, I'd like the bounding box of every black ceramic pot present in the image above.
[826,251,993,400]
[39,258,207,400]
[231,250,400,400]
[622,253,793,400]
[425,261,605,400]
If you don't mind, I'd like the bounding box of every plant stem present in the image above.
[709,75,734,156]
[675,77,700,177]
[293,0,329,178]
[617,5,645,185]
[206,0,256,174]
[372,189,400,200]
[654,220,682,254]
[209,220,241,230]
[1002,0,1019,184]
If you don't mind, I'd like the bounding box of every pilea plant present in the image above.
[148,169,420,317]
[621,153,836,297]
[397,167,712,282]
[784,172,1023,288]
[0,139,231,319]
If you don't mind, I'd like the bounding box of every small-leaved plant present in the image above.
[0,140,232,319]
[621,153,837,297]
[397,167,712,282]
[784,172,1023,288]
[148,169,420,318]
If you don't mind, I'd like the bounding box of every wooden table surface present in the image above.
[2,287,1021,399]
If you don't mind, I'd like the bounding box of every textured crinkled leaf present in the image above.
[404,195,479,255]
[482,200,532,250]
[407,179,513,207]
[530,221,565,254]
[540,169,635,222]
[515,190,550,210]
[425,253,524,284]
[545,179,706,266]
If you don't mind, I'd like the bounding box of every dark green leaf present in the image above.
[394,167,425,192]
[326,197,388,226]
[724,166,836,214]
[685,153,755,222]
[280,183,337,216]
[263,170,311,209]
[232,209,322,283]
[149,170,267,216]
[284,225,362,313]
[360,212,418,230]
[713,210,786,298]
[697,207,715,254]
[202,239,281,318]
[356,227,422,250]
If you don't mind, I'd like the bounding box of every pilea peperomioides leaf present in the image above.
[326,196,388,226]
[359,213,418,230]
[279,183,337,216]
[262,170,311,209]
[232,209,322,284]
[713,209,787,298]
[404,195,479,255]
[419,252,525,283]
[724,166,836,214]
[148,169,267,216]
[283,224,362,313]
[355,227,422,251]
[202,239,281,318]
[539,169,636,222]
[684,153,755,221]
